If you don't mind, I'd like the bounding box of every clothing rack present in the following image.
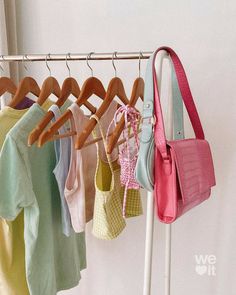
[0,50,172,295]
[0,51,152,62]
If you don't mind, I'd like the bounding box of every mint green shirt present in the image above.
[0,104,86,295]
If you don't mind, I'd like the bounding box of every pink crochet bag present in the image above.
[107,105,142,217]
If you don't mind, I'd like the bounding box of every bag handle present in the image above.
[141,50,184,143]
[152,47,205,160]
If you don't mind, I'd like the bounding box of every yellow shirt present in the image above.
[0,100,52,295]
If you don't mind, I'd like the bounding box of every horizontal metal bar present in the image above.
[0,51,153,62]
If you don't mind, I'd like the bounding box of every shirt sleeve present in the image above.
[0,134,36,220]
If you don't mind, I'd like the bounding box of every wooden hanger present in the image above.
[27,75,61,146]
[8,55,41,108]
[75,76,129,149]
[36,76,61,106]
[37,76,106,147]
[37,52,107,147]
[30,77,97,146]
[60,77,96,113]
[82,125,142,149]
[106,53,145,153]
[0,57,17,98]
[28,56,96,146]
[8,76,40,108]
[0,77,17,96]
[75,52,130,150]
[106,77,144,153]
[36,54,62,105]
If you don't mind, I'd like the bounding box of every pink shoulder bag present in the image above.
[152,47,216,223]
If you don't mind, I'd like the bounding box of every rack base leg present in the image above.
[164,224,172,295]
[143,191,155,295]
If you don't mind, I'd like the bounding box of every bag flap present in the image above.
[167,139,216,205]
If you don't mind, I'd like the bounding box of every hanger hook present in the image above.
[0,55,5,74]
[138,51,143,78]
[45,53,52,76]
[86,52,94,77]
[22,54,29,74]
[112,52,117,77]
[65,53,71,77]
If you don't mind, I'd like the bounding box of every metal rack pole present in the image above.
[0,51,153,62]
[143,191,155,295]
[143,50,172,295]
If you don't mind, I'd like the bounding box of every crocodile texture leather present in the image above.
[153,47,216,223]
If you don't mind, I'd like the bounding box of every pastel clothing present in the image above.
[92,116,126,239]
[65,103,87,232]
[0,96,34,110]
[108,105,143,218]
[65,102,118,232]
[0,99,51,295]
[0,103,86,295]
[16,97,35,110]
[49,104,72,237]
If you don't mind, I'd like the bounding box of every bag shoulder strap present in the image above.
[171,60,184,140]
[91,114,116,177]
[153,47,205,160]
[141,50,184,143]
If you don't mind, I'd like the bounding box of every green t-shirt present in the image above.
[0,103,86,295]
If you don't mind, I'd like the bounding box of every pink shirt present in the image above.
[64,102,118,232]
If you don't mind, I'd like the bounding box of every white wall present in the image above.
[14,1,236,294]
